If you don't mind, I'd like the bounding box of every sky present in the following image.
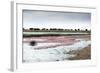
[23,10,91,30]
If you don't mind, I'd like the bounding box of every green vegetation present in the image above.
[23,28,91,37]
[23,28,91,33]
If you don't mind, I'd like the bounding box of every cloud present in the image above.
[23,10,91,30]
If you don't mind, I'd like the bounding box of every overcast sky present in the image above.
[23,10,91,30]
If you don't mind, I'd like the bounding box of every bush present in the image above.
[30,41,37,46]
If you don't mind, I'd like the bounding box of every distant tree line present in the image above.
[23,28,90,32]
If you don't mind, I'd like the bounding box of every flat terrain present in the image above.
[68,45,91,60]
[23,34,91,61]
[23,35,90,49]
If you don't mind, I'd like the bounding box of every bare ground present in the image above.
[68,45,91,60]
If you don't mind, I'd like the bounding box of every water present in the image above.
[23,39,91,62]
[23,32,89,35]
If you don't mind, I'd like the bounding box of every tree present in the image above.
[33,28,40,30]
[75,29,77,31]
[70,29,73,31]
[29,28,33,30]
[77,29,80,31]
[50,28,53,30]
[42,28,46,30]
[85,29,88,31]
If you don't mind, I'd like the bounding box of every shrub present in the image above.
[30,41,37,46]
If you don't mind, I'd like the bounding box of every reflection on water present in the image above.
[23,32,89,35]
[23,39,91,62]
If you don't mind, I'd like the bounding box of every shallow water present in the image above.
[23,39,91,62]
[23,32,89,35]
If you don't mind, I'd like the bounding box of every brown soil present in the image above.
[68,45,91,60]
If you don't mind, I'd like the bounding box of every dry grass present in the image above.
[68,45,91,60]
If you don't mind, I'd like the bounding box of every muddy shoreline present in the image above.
[68,45,91,60]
